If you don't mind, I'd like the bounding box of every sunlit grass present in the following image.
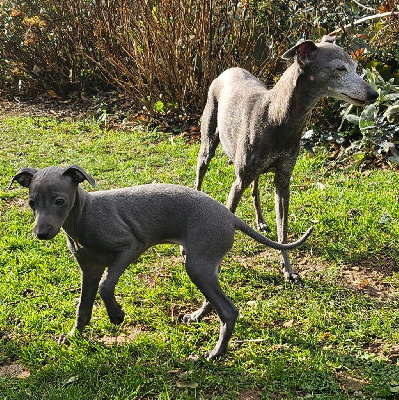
[0,116,398,399]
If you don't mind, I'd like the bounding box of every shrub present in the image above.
[0,0,104,94]
[341,68,399,162]
[65,0,274,112]
[0,0,397,118]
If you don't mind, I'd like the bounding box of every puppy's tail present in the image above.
[235,219,313,250]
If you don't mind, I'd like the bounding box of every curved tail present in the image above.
[236,219,313,250]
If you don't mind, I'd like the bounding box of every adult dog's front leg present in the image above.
[58,264,105,344]
[274,174,301,283]
[226,171,253,213]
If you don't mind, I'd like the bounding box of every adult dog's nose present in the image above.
[367,87,379,102]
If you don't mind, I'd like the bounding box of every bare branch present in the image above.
[329,11,398,35]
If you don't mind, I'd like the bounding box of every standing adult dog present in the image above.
[195,36,379,282]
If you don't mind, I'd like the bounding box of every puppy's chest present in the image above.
[66,235,113,267]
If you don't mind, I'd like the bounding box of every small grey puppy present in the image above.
[11,165,313,360]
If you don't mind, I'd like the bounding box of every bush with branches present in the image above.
[0,1,398,162]
[0,0,104,94]
[1,1,396,110]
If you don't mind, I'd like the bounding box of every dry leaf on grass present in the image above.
[176,379,198,388]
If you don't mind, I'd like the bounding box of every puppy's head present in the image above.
[10,165,95,240]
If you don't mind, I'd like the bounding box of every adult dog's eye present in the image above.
[336,66,347,72]
[28,200,35,209]
[55,198,65,206]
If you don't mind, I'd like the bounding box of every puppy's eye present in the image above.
[28,200,35,209]
[336,66,347,72]
[55,198,65,206]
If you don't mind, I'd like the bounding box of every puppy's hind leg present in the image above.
[184,255,238,361]
[183,298,213,323]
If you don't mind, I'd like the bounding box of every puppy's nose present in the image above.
[35,228,51,240]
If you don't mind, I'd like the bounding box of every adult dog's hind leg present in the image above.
[251,177,270,232]
[195,91,220,190]
[226,172,253,214]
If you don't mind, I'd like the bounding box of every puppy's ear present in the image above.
[282,39,318,65]
[63,165,96,187]
[9,168,38,189]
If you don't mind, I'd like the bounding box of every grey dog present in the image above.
[11,165,313,359]
[195,36,379,283]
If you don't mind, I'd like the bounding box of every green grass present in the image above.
[0,116,398,399]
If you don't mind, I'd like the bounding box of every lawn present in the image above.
[0,116,398,399]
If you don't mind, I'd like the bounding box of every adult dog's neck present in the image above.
[266,62,320,128]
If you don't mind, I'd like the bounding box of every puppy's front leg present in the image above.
[99,247,143,325]
[58,263,105,344]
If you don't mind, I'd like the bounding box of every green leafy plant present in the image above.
[340,68,399,163]
[302,67,399,164]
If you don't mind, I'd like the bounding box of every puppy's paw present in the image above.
[57,334,70,346]
[182,311,204,324]
[179,245,186,262]
[182,313,194,324]
[204,348,224,361]
[57,328,81,345]
[109,309,125,325]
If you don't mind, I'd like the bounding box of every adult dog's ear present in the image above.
[282,39,318,65]
[9,168,38,189]
[63,165,96,187]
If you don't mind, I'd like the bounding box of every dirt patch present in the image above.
[238,389,262,400]
[0,360,30,379]
[267,393,285,400]
[0,96,200,135]
[363,341,399,364]
[100,326,144,347]
[339,255,398,299]
[335,370,369,393]
[0,93,137,124]
[292,253,398,300]
[227,250,398,301]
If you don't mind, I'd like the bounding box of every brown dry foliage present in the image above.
[64,0,276,112]
[1,0,396,114]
